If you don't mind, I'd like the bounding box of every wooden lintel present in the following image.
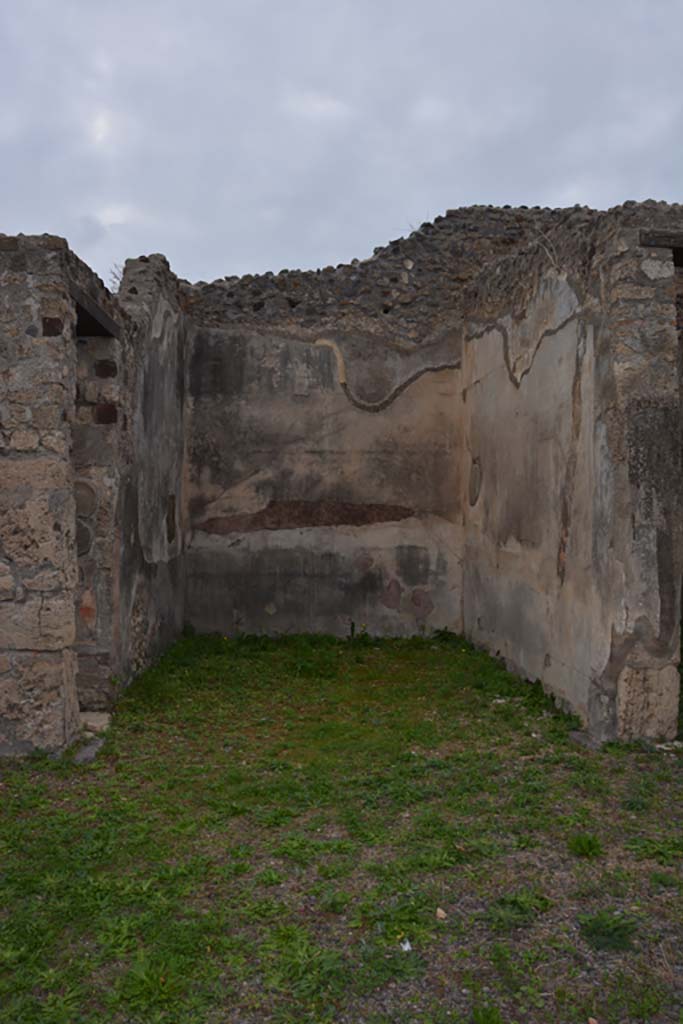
[69,280,121,338]
[640,230,683,250]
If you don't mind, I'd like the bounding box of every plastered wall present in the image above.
[179,206,553,641]
[114,255,186,686]
[455,207,683,741]
[460,270,598,724]
[184,326,463,637]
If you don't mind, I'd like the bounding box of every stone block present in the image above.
[0,593,75,651]
[30,404,65,430]
[0,457,75,572]
[75,652,117,711]
[0,650,80,754]
[80,711,111,734]
[7,356,68,393]
[23,567,65,592]
[641,257,674,280]
[617,664,681,741]
[40,594,77,647]
[40,432,69,455]
[9,428,39,451]
[74,481,97,517]
[0,562,15,601]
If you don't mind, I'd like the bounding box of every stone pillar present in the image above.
[0,237,80,754]
[590,222,682,740]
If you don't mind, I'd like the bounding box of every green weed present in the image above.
[472,1004,504,1024]
[627,834,683,865]
[567,832,604,858]
[486,889,552,930]
[650,869,679,890]
[578,908,639,951]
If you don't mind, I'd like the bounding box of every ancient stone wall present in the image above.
[456,202,683,740]
[179,205,563,342]
[0,237,81,753]
[2,201,682,752]
[180,207,564,639]
[0,240,187,752]
[593,206,683,740]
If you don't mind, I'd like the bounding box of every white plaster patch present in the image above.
[641,257,673,280]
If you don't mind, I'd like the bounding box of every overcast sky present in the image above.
[1,0,682,284]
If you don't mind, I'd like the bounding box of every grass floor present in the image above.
[1,632,682,1024]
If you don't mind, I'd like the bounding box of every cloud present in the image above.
[88,111,113,146]
[0,0,682,283]
[281,90,353,122]
[96,203,142,228]
[410,97,451,126]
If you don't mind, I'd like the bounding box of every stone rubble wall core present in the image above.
[1,200,681,753]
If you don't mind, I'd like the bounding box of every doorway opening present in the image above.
[70,295,122,711]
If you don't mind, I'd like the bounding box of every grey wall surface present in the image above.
[184,326,462,637]
[114,255,186,683]
[461,268,599,729]
[456,206,683,741]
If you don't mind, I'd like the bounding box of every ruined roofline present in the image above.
[4,197,682,296]
[176,198,683,288]
[180,204,566,288]
[174,204,574,334]
[5,198,683,345]
[173,199,683,337]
